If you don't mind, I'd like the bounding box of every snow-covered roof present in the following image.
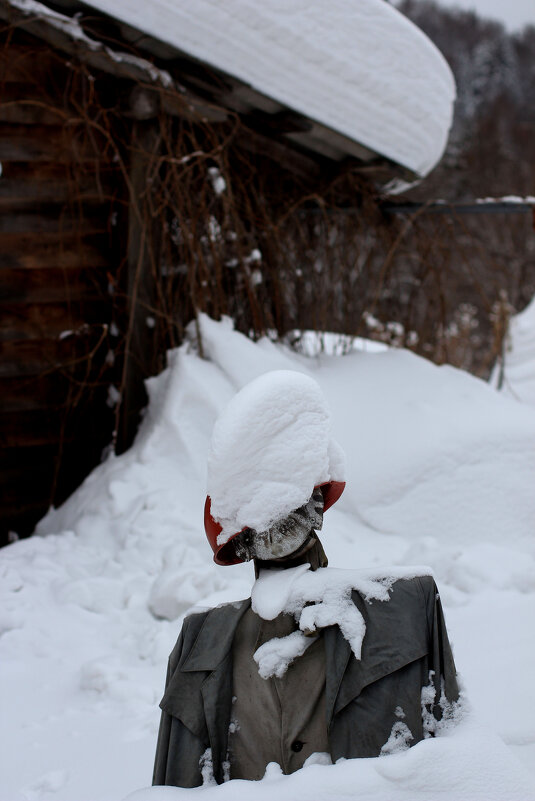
[74,0,455,178]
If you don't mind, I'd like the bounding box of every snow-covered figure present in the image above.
[153,371,459,786]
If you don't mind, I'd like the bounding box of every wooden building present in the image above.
[0,0,453,544]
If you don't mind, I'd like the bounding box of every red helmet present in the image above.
[204,481,346,565]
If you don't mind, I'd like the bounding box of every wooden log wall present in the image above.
[0,33,122,545]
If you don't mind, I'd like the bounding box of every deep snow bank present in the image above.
[323,346,535,552]
[498,296,535,407]
[125,717,534,801]
[1,315,534,801]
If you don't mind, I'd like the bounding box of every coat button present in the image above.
[291,740,304,752]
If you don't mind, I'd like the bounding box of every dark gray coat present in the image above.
[153,575,459,787]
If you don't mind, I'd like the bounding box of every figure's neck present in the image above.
[254,535,328,578]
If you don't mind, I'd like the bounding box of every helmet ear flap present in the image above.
[204,480,346,566]
[319,480,346,512]
[204,496,245,565]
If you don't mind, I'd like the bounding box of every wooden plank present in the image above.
[0,408,76,446]
[382,201,535,216]
[0,501,51,541]
[0,210,111,234]
[0,159,118,185]
[0,231,113,269]
[0,419,116,541]
[0,182,117,210]
[0,124,113,163]
[0,495,51,516]
[0,374,73,411]
[0,335,108,377]
[0,188,116,213]
[0,102,64,126]
[0,42,62,84]
[0,266,108,304]
[0,162,118,207]
[1,464,54,496]
[0,443,62,469]
[0,84,67,125]
[234,125,321,183]
[0,295,111,341]
[0,124,66,161]
[0,300,110,341]
[0,399,111,448]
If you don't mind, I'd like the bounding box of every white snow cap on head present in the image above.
[207,370,346,543]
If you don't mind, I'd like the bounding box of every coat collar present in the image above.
[324,625,352,724]
[179,594,357,726]
[172,580,429,732]
[180,590,428,722]
[181,598,251,672]
[326,586,429,721]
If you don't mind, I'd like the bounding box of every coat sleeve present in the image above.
[152,628,207,788]
[419,577,460,732]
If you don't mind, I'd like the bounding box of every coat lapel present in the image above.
[200,656,234,783]
[325,586,430,722]
[181,599,250,671]
[161,599,250,745]
[324,623,352,727]
[182,599,250,783]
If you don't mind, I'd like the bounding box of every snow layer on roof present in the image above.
[207,370,345,540]
[80,0,455,177]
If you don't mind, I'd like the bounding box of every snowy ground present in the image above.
[1,314,535,801]
[497,295,535,407]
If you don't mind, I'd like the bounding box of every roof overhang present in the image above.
[0,0,455,187]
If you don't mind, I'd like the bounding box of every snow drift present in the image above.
[126,717,535,801]
[497,296,535,407]
[1,314,534,800]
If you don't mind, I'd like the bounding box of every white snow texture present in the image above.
[251,563,433,672]
[77,0,455,176]
[208,370,345,541]
[498,296,535,406]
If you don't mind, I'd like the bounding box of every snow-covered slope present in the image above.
[498,296,535,406]
[1,316,534,801]
[79,0,455,177]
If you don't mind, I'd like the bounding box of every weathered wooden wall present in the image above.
[0,33,121,544]
[0,26,387,549]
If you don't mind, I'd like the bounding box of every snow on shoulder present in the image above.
[207,370,345,542]
[251,564,432,677]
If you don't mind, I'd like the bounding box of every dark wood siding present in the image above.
[0,33,122,544]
